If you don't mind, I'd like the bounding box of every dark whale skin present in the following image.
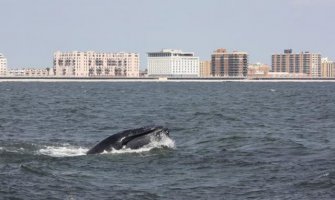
[86,126,169,155]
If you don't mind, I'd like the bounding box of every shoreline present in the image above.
[1,77,335,82]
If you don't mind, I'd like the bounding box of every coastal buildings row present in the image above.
[1,49,334,78]
[147,48,248,77]
[0,52,140,78]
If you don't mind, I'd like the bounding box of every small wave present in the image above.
[0,146,27,154]
[20,164,52,176]
[39,145,89,157]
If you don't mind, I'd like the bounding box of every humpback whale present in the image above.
[86,126,170,154]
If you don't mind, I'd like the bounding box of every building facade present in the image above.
[147,49,199,77]
[0,53,8,76]
[199,61,211,77]
[211,48,248,77]
[53,51,139,77]
[271,49,321,77]
[321,58,335,78]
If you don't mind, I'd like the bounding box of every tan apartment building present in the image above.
[271,49,321,77]
[321,58,335,78]
[53,51,139,77]
[211,48,248,77]
[199,61,211,77]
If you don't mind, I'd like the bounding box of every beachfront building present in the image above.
[321,58,335,78]
[211,48,248,77]
[53,51,140,77]
[247,63,270,78]
[200,61,211,77]
[271,49,321,78]
[147,49,199,77]
[0,53,8,76]
[8,68,52,77]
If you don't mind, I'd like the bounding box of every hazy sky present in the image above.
[1,0,334,68]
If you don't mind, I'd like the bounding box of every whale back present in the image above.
[86,126,167,154]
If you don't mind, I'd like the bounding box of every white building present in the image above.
[147,49,200,77]
[53,51,140,77]
[0,53,8,76]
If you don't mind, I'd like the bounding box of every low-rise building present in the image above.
[147,49,199,77]
[200,61,211,77]
[53,51,140,77]
[8,68,52,77]
[248,63,270,78]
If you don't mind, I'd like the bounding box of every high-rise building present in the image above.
[199,61,211,77]
[321,58,335,78]
[147,49,199,77]
[211,49,248,77]
[53,51,140,77]
[271,49,321,77]
[0,53,8,76]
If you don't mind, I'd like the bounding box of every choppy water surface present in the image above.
[1,82,335,199]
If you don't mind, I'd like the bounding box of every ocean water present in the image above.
[0,82,335,199]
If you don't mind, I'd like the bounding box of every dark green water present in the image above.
[1,82,335,199]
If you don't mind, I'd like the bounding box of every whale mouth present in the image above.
[162,128,169,134]
[105,133,175,154]
[86,126,173,155]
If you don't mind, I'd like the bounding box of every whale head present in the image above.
[86,126,170,154]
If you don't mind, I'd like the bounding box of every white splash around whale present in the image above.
[39,145,89,157]
[39,135,175,157]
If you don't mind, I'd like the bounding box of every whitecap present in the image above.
[39,145,89,157]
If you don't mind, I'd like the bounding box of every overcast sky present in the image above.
[1,0,334,68]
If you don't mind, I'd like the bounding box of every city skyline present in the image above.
[1,0,334,68]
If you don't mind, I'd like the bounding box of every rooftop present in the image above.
[147,49,195,57]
